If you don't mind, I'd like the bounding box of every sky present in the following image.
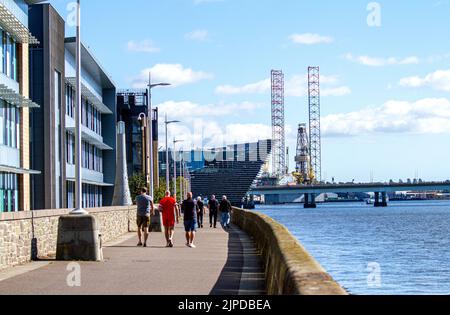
[43,0,450,183]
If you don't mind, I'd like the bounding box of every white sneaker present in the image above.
[190,244,196,248]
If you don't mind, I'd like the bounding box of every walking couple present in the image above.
[159,191,200,248]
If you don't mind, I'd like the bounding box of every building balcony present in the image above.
[66,164,113,187]
[65,77,113,115]
[65,115,113,151]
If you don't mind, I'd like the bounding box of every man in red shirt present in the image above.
[159,191,179,247]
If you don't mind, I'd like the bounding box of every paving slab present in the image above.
[0,224,265,295]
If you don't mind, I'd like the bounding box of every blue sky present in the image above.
[44,0,450,182]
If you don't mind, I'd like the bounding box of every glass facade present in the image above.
[81,141,103,173]
[81,97,102,136]
[66,181,102,209]
[0,28,18,82]
[66,131,75,165]
[0,100,20,148]
[66,133,103,172]
[0,173,19,212]
[65,84,75,118]
[66,84,102,136]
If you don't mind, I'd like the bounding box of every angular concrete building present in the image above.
[0,0,41,212]
[29,3,117,210]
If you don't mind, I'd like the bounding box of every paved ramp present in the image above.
[0,225,265,295]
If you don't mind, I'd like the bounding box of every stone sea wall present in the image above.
[0,207,137,271]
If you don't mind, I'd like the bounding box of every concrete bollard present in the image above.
[56,215,103,262]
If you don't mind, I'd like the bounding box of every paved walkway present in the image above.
[0,225,266,295]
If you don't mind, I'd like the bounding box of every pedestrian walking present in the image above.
[182,192,197,248]
[208,195,219,228]
[135,188,154,247]
[197,197,205,228]
[219,195,232,229]
[159,191,179,248]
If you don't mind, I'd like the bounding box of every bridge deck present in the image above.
[0,225,265,295]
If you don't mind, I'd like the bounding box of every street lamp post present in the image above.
[71,0,86,215]
[137,113,147,177]
[57,0,102,262]
[173,139,184,202]
[179,149,183,202]
[164,114,180,193]
[147,74,171,198]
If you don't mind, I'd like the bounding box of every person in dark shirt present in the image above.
[182,192,197,248]
[196,197,205,228]
[219,195,232,230]
[208,195,219,228]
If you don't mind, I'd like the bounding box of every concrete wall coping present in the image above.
[232,207,348,296]
[0,206,137,222]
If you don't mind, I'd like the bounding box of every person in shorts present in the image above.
[159,191,179,247]
[135,188,154,247]
[182,192,197,248]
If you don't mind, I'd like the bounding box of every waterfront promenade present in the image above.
[0,225,266,295]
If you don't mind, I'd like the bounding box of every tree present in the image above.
[129,174,147,203]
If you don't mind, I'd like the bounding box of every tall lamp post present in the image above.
[57,0,102,262]
[179,148,183,202]
[173,139,184,202]
[137,113,148,177]
[147,74,171,197]
[71,0,85,215]
[164,114,180,193]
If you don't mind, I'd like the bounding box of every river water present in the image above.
[256,200,450,295]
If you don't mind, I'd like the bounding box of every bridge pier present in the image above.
[374,192,388,207]
[304,193,317,209]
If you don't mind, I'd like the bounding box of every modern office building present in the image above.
[117,89,159,186]
[0,0,41,212]
[29,3,117,210]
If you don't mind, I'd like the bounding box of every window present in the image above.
[66,181,75,208]
[81,184,102,208]
[0,29,16,80]
[65,84,75,118]
[0,173,18,212]
[0,100,19,149]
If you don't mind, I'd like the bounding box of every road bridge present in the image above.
[250,182,450,208]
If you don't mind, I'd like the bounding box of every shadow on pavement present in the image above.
[209,226,266,295]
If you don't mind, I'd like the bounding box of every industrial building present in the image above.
[116,89,159,186]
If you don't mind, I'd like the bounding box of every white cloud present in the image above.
[126,40,160,53]
[289,33,333,45]
[157,100,263,119]
[215,74,351,97]
[215,79,271,95]
[344,54,419,67]
[399,69,450,91]
[130,64,213,88]
[322,98,450,137]
[185,30,209,41]
[156,100,270,149]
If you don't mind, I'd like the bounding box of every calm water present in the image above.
[257,200,450,295]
